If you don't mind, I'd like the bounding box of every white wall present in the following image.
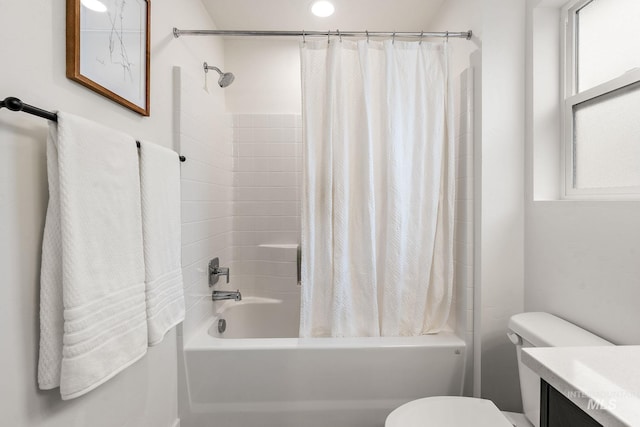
[224,39,302,114]
[478,0,526,412]
[0,1,225,425]
[525,202,640,344]
[525,1,640,345]
[430,0,526,412]
[527,4,562,201]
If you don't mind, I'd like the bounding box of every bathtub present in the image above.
[183,297,466,427]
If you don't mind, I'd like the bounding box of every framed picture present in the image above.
[66,0,150,116]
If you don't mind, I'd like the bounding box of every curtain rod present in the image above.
[172,28,473,40]
[0,97,186,162]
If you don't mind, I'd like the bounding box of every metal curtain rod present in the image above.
[173,28,473,40]
[0,97,186,162]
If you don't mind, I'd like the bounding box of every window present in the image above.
[563,0,640,197]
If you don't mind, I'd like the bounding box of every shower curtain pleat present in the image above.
[300,39,455,337]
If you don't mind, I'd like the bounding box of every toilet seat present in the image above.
[385,396,514,427]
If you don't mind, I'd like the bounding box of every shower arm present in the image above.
[203,62,222,75]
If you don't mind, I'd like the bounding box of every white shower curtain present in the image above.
[300,39,456,337]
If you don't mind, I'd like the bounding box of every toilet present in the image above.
[385,312,613,427]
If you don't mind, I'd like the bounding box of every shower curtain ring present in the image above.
[445,31,449,42]
[337,29,342,42]
[420,31,424,45]
[303,30,306,45]
[366,30,369,43]
[328,30,331,44]
[392,31,396,44]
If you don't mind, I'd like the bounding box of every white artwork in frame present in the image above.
[67,0,150,116]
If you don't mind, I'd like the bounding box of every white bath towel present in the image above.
[38,113,148,400]
[138,141,185,345]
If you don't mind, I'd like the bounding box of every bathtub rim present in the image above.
[185,299,466,351]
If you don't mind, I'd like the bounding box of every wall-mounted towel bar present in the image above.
[1,96,57,121]
[1,96,187,162]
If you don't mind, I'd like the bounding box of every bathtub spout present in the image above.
[212,290,242,301]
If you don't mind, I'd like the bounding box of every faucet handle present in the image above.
[214,267,230,283]
[208,257,230,286]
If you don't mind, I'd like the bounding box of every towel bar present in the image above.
[1,96,187,162]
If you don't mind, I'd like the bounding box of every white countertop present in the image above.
[522,346,640,427]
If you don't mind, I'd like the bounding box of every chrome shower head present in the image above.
[203,62,235,88]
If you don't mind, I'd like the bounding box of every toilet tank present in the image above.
[507,312,613,427]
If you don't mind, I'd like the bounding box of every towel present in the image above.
[138,141,185,345]
[38,113,148,400]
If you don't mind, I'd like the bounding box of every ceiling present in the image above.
[201,0,449,32]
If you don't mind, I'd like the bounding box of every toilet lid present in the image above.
[385,397,514,427]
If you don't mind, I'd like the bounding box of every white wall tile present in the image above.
[235,186,299,201]
[231,114,302,302]
[234,201,299,216]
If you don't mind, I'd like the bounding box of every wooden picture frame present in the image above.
[66,0,150,116]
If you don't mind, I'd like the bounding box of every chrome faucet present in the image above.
[208,257,240,301]
[212,290,242,301]
[209,257,230,286]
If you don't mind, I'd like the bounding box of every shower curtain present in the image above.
[300,39,456,337]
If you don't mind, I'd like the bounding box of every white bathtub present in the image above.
[183,297,466,427]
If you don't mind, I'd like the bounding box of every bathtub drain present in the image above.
[218,318,226,334]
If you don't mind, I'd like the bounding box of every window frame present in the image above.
[562,0,640,199]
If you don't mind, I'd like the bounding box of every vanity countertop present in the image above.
[522,345,640,427]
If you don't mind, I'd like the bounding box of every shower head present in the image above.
[203,62,235,88]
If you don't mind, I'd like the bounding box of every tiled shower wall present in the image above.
[230,114,303,307]
[176,67,234,342]
[453,68,475,397]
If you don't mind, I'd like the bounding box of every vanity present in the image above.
[522,346,640,427]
